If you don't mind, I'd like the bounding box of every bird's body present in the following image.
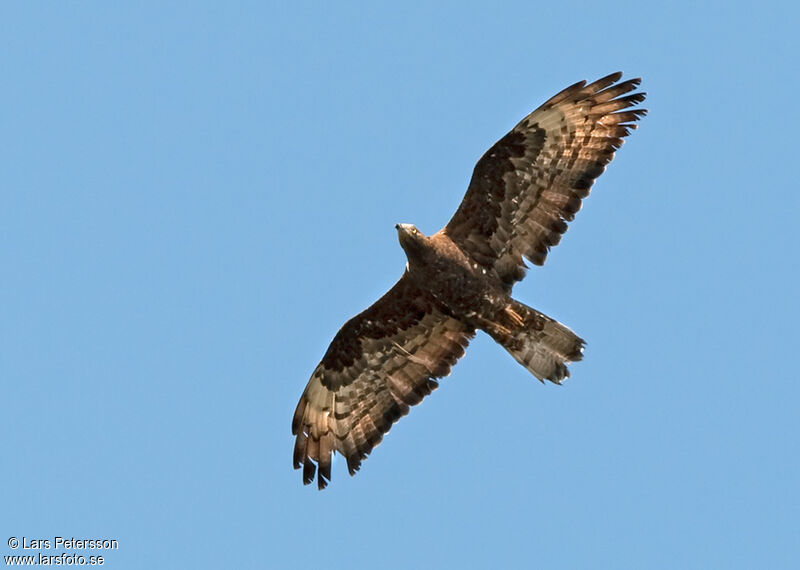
[293,72,647,488]
[398,225,502,319]
[396,224,582,376]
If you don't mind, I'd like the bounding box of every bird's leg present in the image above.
[503,305,525,328]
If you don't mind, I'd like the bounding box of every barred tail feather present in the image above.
[486,301,585,384]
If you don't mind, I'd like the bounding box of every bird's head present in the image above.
[395,223,428,260]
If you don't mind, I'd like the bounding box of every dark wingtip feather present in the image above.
[302,458,316,485]
[293,431,307,469]
[291,397,306,435]
[317,434,333,489]
[586,71,623,92]
[543,79,588,106]
[568,337,587,362]
[625,92,647,105]
[346,455,362,476]
[594,77,644,104]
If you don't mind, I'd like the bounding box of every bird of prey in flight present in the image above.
[292,72,647,489]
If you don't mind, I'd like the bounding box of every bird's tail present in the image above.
[483,299,585,384]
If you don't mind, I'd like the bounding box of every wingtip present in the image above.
[585,72,624,93]
[302,458,316,485]
[543,79,588,107]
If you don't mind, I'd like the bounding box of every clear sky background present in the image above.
[2,2,798,568]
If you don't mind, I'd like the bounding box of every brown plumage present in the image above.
[293,72,647,488]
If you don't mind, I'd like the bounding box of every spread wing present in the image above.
[444,72,647,289]
[292,274,475,489]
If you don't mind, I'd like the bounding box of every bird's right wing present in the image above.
[292,274,475,489]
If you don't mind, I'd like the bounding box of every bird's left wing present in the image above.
[292,274,475,489]
[444,72,647,290]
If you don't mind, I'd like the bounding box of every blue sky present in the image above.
[2,2,798,568]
